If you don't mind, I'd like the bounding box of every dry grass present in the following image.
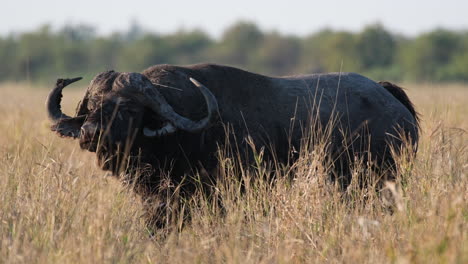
[0,82,466,263]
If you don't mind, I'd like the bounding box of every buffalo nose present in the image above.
[80,123,100,151]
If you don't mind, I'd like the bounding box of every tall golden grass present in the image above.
[0,83,466,263]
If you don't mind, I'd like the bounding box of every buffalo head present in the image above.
[46,70,218,173]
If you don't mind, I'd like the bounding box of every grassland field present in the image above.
[0,82,466,263]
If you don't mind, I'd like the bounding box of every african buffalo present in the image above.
[47,63,419,215]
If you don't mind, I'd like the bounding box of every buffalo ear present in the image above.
[75,95,90,116]
[51,115,87,138]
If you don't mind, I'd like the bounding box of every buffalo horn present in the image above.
[46,77,85,138]
[143,123,176,137]
[142,77,218,136]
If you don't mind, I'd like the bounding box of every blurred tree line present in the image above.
[1,21,468,84]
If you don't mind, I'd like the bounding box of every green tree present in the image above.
[357,24,396,69]
[253,33,301,75]
[437,34,468,81]
[213,21,263,68]
[399,29,462,81]
[117,34,168,71]
[1,21,468,83]
[303,30,361,73]
[89,34,124,73]
[164,30,213,64]
[54,24,95,75]
[0,36,19,81]
[16,25,58,81]
[299,29,333,73]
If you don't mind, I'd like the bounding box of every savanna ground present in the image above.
[0,82,466,263]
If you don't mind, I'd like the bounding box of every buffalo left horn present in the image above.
[46,77,86,138]
[142,77,218,137]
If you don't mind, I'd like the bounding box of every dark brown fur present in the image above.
[48,64,420,227]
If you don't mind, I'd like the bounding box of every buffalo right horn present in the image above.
[141,77,218,137]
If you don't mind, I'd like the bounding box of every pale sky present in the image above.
[2,0,468,37]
